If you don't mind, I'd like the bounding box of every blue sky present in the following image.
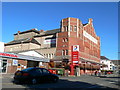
[2,2,118,60]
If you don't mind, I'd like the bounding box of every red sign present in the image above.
[71,45,79,64]
[72,51,79,63]
[70,45,79,75]
[0,53,18,58]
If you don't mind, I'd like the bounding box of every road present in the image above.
[1,74,120,89]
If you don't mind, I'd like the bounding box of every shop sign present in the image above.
[0,52,18,58]
[73,45,79,51]
[12,60,18,66]
[71,45,79,64]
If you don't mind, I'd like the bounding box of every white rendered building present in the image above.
[100,56,116,71]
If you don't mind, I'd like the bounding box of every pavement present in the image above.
[1,73,14,78]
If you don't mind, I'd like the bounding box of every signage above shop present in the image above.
[0,52,18,58]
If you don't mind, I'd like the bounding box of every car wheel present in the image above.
[31,78,37,84]
[52,77,58,83]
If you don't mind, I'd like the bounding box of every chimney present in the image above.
[88,18,93,24]
[18,31,21,33]
[40,30,44,32]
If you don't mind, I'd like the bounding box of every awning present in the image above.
[0,52,50,62]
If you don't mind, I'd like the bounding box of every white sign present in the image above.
[12,60,18,66]
[44,39,56,44]
[73,61,79,63]
[24,66,26,69]
[83,31,98,44]
[73,45,79,51]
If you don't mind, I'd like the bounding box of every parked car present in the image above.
[13,67,59,84]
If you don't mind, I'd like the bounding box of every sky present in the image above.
[1,2,118,60]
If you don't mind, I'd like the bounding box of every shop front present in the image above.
[0,52,49,74]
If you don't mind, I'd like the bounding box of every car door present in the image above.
[31,68,43,82]
[42,68,52,82]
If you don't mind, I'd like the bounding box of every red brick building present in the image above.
[55,17,101,75]
[5,17,101,75]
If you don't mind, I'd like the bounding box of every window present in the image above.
[70,25,73,31]
[42,69,50,74]
[49,54,51,59]
[35,69,42,73]
[66,50,68,55]
[51,53,54,58]
[63,38,65,42]
[62,50,65,56]
[65,38,68,42]
[63,26,68,32]
[46,54,48,58]
[74,26,77,32]
[66,26,68,31]
[63,26,66,31]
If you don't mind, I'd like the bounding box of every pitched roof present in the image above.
[5,38,41,46]
[100,56,109,60]
[14,29,40,35]
[34,28,60,37]
[111,60,120,65]
[83,23,88,26]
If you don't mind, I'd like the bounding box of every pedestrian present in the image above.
[98,70,101,76]
[95,70,97,76]
[65,69,69,76]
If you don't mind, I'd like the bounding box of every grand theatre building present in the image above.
[5,17,101,75]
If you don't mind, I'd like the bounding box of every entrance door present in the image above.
[2,59,7,73]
